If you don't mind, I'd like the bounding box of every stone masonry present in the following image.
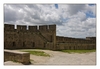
[4,24,96,50]
[4,49,30,64]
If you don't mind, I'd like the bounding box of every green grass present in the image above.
[21,50,50,57]
[60,49,96,54]
[12,60,18,62]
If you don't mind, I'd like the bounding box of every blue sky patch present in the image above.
[55,4,58,9]
[86,11,96,18]
[88,4,96,6]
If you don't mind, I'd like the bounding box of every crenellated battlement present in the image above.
[49,24,56,31]
[39,25,48,31]
[4,24,56,32]
[29,26,37,31]
[21,25,27,31]
[17,25,22,30]
[4,24,14,31]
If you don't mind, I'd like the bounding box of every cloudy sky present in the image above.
[4,4,96,38]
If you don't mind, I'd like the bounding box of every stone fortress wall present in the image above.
[4,24,96,50]
[4,24,56,50]
[56,36,96,50]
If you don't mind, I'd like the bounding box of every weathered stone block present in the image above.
[4,49,30,65]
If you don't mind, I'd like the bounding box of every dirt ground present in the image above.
[4,49,96,65]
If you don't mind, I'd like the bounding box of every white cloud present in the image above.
[4,4,96,38]
[67,4,86,15]
[57,17,96,38]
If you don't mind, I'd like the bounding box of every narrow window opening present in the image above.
[13,42,15,47]
[44,43,46,48]
[51,35,52,42]
[32,42,35,47]
[23,42,25,47]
